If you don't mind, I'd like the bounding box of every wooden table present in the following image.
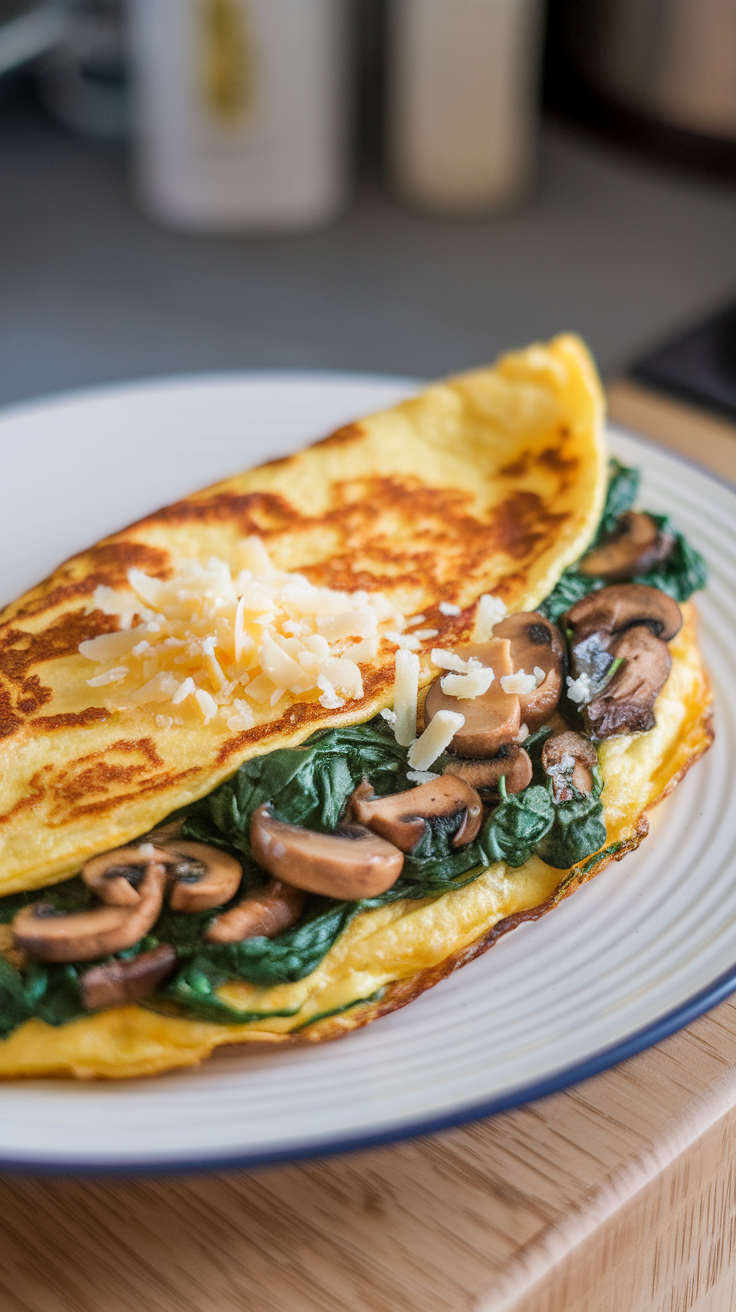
[3,381,736,1312]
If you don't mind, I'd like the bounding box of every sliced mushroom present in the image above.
[565,583,682,645]
[542,731,598,802]
[424,637,521,757]
[565,583,681,739]
[165,842,242,913]
[83,840,242,913]
[83,844,174,906]
[250,804,404,900]
[578,512,674,580]
[13,858,168,963]
[347,774,483,853]
[584,626,672,739]
[79,944,178,1010]
[443,744,533,797]
[205,880,307,944]
[493,612,565,729]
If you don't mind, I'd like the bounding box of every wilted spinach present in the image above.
[539,459,707,622]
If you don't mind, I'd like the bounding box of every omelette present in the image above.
[0,334,712,1079]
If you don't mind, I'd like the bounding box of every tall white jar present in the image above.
[129,0,351,232]
[387,0,544,216]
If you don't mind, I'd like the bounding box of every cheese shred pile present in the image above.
[79,537,407,730]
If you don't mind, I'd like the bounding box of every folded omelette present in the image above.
[0,334,712,1078]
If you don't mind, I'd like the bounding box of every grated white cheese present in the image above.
[380,708,397,727]
[440,666,495,699]
[412,629,439,641]
[385,630,421,651]
[472,594,507,642]
[408,710,465,771]
[407,769,440,783]
[566,672,594,705]
[87,666,130,687]
[533,665,546,687]
[317,674,345,710]
[547,752,576,781]
[79,542,406,727]
[500,669,537,695]
[439,601,461,616]
[431,648,480,674]
[393,648,420,747]
[515,724,530,743]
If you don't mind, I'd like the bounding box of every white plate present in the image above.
[0,372,731,1173]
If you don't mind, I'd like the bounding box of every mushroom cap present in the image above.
[83,844,174,906]
[79,944,178,1011]
[165,841,242,913]
[578,512,674,580]
[443,744,532,796]
[493,611,565,730]
[12,859,168,963]
[205,879,307,944]
[347,774,483,853]
[250,805,404,900]
[424,637,521,757]
[565,583,682,644]
[84,840,243,914]
[584,626,672,739]
[542,731,597,801]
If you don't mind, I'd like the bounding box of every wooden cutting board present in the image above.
[2,379,736,1312]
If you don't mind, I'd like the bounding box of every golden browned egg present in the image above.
[0,334,712,1079]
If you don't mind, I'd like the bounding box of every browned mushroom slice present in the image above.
[443,744,532,797]
[205,880,307,944]
[84,840,242,913]
[542,732,598,802]
[584,626,672,739]
[424,637,521,758]
[578,512,674,580]
[83,844,174,906]
[79,944,178,1010]
[493,611,566,730]
[347,774,483,852]
[565,583,682,645]
[165,842,242,913]
[250,805,404,900]
[12,859,168,963]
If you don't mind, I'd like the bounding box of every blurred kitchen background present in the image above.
[2,0,736,416]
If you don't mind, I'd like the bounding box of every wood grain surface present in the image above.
[1,378,735,1312]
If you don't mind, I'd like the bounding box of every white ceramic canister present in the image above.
[387,0,544,216]
[129,0,351,232]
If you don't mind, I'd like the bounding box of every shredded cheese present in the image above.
[431,648,480,674]
[440,666,495,699]
[500,669,537,695]
[393,649,420,747]
[408,710,465,771]
[80,542,407,727]
[566,672,594,705]
[472,594,507,642]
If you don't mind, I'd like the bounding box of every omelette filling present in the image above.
[0,462,708,1038]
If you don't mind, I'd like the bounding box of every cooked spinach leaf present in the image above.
[598,459,639,537]
[632,514,707,602]
[535,769,607,870]
[539,460,707,622]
